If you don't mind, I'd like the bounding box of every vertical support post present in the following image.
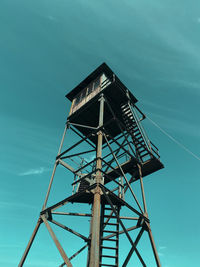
[89,94,104,267]
[147,224,161,267]
[138,165,161,266]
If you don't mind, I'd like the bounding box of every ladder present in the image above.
[100,204,120,267]
[121,103,152,163]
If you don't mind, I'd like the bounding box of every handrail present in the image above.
[128,103,161,160]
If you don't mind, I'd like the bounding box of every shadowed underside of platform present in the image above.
[105,157,164,184]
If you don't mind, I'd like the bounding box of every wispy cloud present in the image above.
[159,246,167,250]
[18,167,49,176]
[47,15,57,22]
[158,245,166,257]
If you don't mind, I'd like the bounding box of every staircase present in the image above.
[100,205,120,267]
[121,103,152,163]
[77,178,90,193]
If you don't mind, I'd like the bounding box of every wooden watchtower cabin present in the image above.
[66,62,163,181]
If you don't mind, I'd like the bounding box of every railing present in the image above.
[129,103,160,160]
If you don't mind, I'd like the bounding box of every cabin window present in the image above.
[70,74,111,115]
[93,77,100,91]
[87,83,94,96]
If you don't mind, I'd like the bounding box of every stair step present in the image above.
[133,130,140,134]
[140,152,150,158]
[101,246,118,250]
[127,124,137,129]
[137,146,146,151]
[126,125,140,132]
[124,112,132,117]
[134,132,142,137]
[138,148,148,153]
[123,112,132,117]
[134,136,144,142]
[104,207,113,210]
[124,119,134,125]
[121,106,129,110]
[135,139,145,145]
[136,143,145,149]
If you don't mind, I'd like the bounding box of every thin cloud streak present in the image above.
[18,167,48,176]
[159,246,167,250]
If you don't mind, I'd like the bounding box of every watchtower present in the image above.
[19,63,164,267]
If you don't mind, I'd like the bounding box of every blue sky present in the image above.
[1,0,200,266]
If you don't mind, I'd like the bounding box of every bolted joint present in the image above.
[98,93,105,102]
[41,210,52,221]
[97,130,103,136]
[93,186,102,195]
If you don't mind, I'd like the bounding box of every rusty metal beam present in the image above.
[41,215,72,267]
[103,134,144,214]
[52,212,92,217]
[18,218,42,267]
[146,223,161,267]
[59,244,88,267]
[60,148,96,160]
[122,227,145,267]
[89,94,105,267]
[50,218,88,241]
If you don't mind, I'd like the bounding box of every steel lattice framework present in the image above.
[19,63,164,267]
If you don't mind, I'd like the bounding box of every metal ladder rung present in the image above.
[101,246,118,250]
[100,264,117,267]
[101,238,118,241]
[104,215,117,219]
[105,222,118,226]
[101,255,118,259]
[103,230,118,234]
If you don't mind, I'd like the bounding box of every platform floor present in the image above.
[105,157,164,184]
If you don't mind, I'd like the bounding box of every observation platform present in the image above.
[104,157,164,184]
[41,184,126,213]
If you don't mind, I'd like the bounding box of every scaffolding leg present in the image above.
[18,218,42,267]
[41,215,72,267]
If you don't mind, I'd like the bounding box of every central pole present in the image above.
[89,94,104,267]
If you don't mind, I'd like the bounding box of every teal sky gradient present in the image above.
[1,1,200,266]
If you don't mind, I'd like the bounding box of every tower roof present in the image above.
[65,62,138,103]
